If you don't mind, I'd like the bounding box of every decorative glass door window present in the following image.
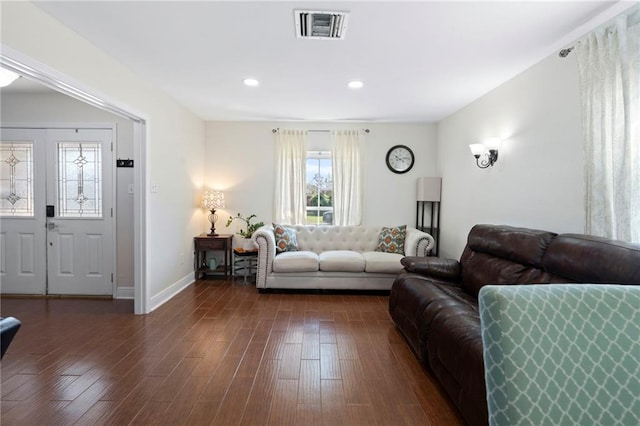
[58,142,102,218]
[0,141,34,217]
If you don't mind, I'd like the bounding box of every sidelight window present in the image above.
[0,141,34,217]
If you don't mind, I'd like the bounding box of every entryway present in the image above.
[0,126,114,296]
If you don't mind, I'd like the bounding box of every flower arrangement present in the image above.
[226,213,264,239]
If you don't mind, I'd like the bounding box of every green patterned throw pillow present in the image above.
[376,225,406,255]
[273,224,298,253]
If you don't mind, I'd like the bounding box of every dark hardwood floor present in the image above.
[1,279,463,425]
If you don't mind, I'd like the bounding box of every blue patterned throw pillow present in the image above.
[273,224,298,253]
[376,225,406,255]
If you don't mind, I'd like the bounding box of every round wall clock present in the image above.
[385,145,415,174]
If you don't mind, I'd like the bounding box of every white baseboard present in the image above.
[148,272,193,312]
[115,286,135,299]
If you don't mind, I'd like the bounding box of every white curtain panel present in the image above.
[332,130,364,226]
[576,8,639,243]
[273,130,307,225]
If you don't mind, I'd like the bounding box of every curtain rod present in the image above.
[559,46,574,58]
[272,128,370,133]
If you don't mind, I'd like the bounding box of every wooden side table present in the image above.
[194,234,233,280]
[233,248,258,283]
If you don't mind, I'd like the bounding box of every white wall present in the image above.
[437,53,585,259]
[1,2,591,305]
[1,2,205,311]
[0,91,135,290]
[204,121,438,243]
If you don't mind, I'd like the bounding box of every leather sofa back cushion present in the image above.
[461,225,561,297]
[460,250,565,297]
[466,225,556,267]
[543,234,640,284]
[460,225,640,296]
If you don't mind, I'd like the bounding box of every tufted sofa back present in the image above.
[293,225,382,254]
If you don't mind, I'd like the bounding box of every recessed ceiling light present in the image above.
[348,80,363,89]
[243,78,259,87]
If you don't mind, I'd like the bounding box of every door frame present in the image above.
[1,48,149,314]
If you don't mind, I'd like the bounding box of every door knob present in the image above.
[46,222,58,231]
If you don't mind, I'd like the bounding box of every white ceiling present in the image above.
[26,1,634,122]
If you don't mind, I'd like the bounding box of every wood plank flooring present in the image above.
[1,279,463,425]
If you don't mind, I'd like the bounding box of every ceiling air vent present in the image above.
[295,10,349,40]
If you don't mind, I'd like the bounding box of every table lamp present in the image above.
[202,189,225,236]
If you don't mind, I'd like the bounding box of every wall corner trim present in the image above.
[148,273,194,313]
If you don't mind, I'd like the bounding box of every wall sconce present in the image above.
[469,138,501,169]
[202,189,225,236]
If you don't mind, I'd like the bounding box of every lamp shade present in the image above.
[202,189,225,210]
[484,138,502,150]
[469,144,485,156]
[417,177,441,202]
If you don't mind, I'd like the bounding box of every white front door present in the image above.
[0,128,47,294]
[0,127,114,296]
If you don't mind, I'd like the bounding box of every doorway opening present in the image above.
[0,52,147,314]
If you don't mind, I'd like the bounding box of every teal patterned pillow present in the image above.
[273,224,298,253]
[376,225,406,255]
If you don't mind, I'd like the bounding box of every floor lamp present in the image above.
[416,177,441,256]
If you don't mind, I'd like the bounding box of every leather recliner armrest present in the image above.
[400,256,461,281]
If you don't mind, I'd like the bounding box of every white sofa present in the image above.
[252,225,434,290]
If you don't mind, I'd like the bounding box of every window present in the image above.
[306,151,333,225]
[58,142,102,218]
[0,141,34,217]
[274,129,363,226]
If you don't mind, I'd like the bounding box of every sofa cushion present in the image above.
[389,273,487,426]
[460,225,561,297]
[273,223,299,253]
[376,225,407,254]
[273,251,318,272]
[466,224,556,267]
[363,251,404,273]
[460,249,564,297]
[319,250,365,272]
[294,226,381,253]
[543,234,640,284]
[428,304,486,426]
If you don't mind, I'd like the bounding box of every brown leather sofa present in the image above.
[0,316,21,359]
[388,224,640,426]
